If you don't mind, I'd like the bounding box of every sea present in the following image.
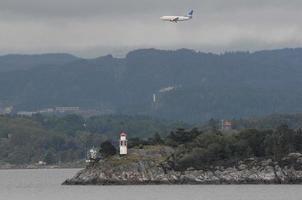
[0,168,301,200]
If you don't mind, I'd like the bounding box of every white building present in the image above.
[38,108,54,114]
[221,120,233,131]
[119,132,128,155]
[3,106,13,114]
[55,107,80,113]
[37,161,46,165]
[86,148,98,163]
[17,111,37,116]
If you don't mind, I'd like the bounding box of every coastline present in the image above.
[63,147,302,185]
[0,162,85,170]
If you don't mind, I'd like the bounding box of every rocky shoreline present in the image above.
[63,147,302,185]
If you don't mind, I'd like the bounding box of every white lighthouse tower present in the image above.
[119,132,128,155]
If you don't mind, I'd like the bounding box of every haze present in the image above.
[1,0,302,57]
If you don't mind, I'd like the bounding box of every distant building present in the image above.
[38,108,54,114]
[221,120,233,131]
[55,107,80,113]
[17,111,37,116]
[86,148,99,163]
[37,161,46,166]
[119,132,128,155]
[0,106,13,115]
[3,106,13,114]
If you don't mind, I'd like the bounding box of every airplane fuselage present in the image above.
[160,16,191,22]
[160,10,193,23]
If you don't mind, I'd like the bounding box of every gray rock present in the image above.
[63,149,302,185]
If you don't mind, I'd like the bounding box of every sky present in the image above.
[1,0,302,57]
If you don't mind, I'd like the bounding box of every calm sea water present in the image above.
[0,168,301,200]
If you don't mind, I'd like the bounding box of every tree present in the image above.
[149,133,164,145]
[166,128,202,146]
[208,118,219,131]
[44,151,56,165]
[99,141,117,158]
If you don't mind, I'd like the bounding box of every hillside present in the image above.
[1,48,302,122]
[233,113,302,130]
[0,114,177,165]
[0,53,80,72]
[64,125,302,185]
[1,112,302,166]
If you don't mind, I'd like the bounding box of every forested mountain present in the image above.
[1,48,302,122]
[0,53,79,72]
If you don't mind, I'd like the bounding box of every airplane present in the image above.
[160,10,193,23]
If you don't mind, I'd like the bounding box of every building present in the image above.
[55,107,80,113]
[86,148,99,163]
[17,111,37,116]
[221,120,233,131]
[119,132,128,155]
[37,161,46,166]
[3,106,13,114]
[38,108,54,114]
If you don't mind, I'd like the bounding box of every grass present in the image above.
[105,145,171,167]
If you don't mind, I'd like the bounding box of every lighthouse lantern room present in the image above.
[119,132,128,155]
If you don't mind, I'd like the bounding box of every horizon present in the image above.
[1,46,302,59]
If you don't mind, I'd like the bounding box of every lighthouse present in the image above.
[119,132,128,155]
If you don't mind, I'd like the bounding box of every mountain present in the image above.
[1,48,302,122]
[0,53,80,72]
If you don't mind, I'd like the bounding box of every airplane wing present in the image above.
[172,17,179,22]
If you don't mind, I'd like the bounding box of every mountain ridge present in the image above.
[1,48,302,122]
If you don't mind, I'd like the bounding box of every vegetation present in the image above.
[99,141,117,158]
[0,114,179,165]
[128,117,302,171]
[1,112,302,169]
[163,126,302,171]
[2,48,302,122]
[232,113,302,130]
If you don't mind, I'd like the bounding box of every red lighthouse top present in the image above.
[120,132,127,137]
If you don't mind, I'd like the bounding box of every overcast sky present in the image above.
[1,0,302,57]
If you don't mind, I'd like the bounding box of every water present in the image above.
[0,168,301,200]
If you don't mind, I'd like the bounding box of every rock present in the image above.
[288,153,302,158]
[63,150,302,185]
[238,164,247,170]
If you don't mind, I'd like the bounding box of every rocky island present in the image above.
[63,146,302,185]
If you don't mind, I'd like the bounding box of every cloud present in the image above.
[0,0,302,57]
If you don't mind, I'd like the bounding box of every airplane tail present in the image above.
[187,10,193,18]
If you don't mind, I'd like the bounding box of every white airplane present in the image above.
[160,10,193,23]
